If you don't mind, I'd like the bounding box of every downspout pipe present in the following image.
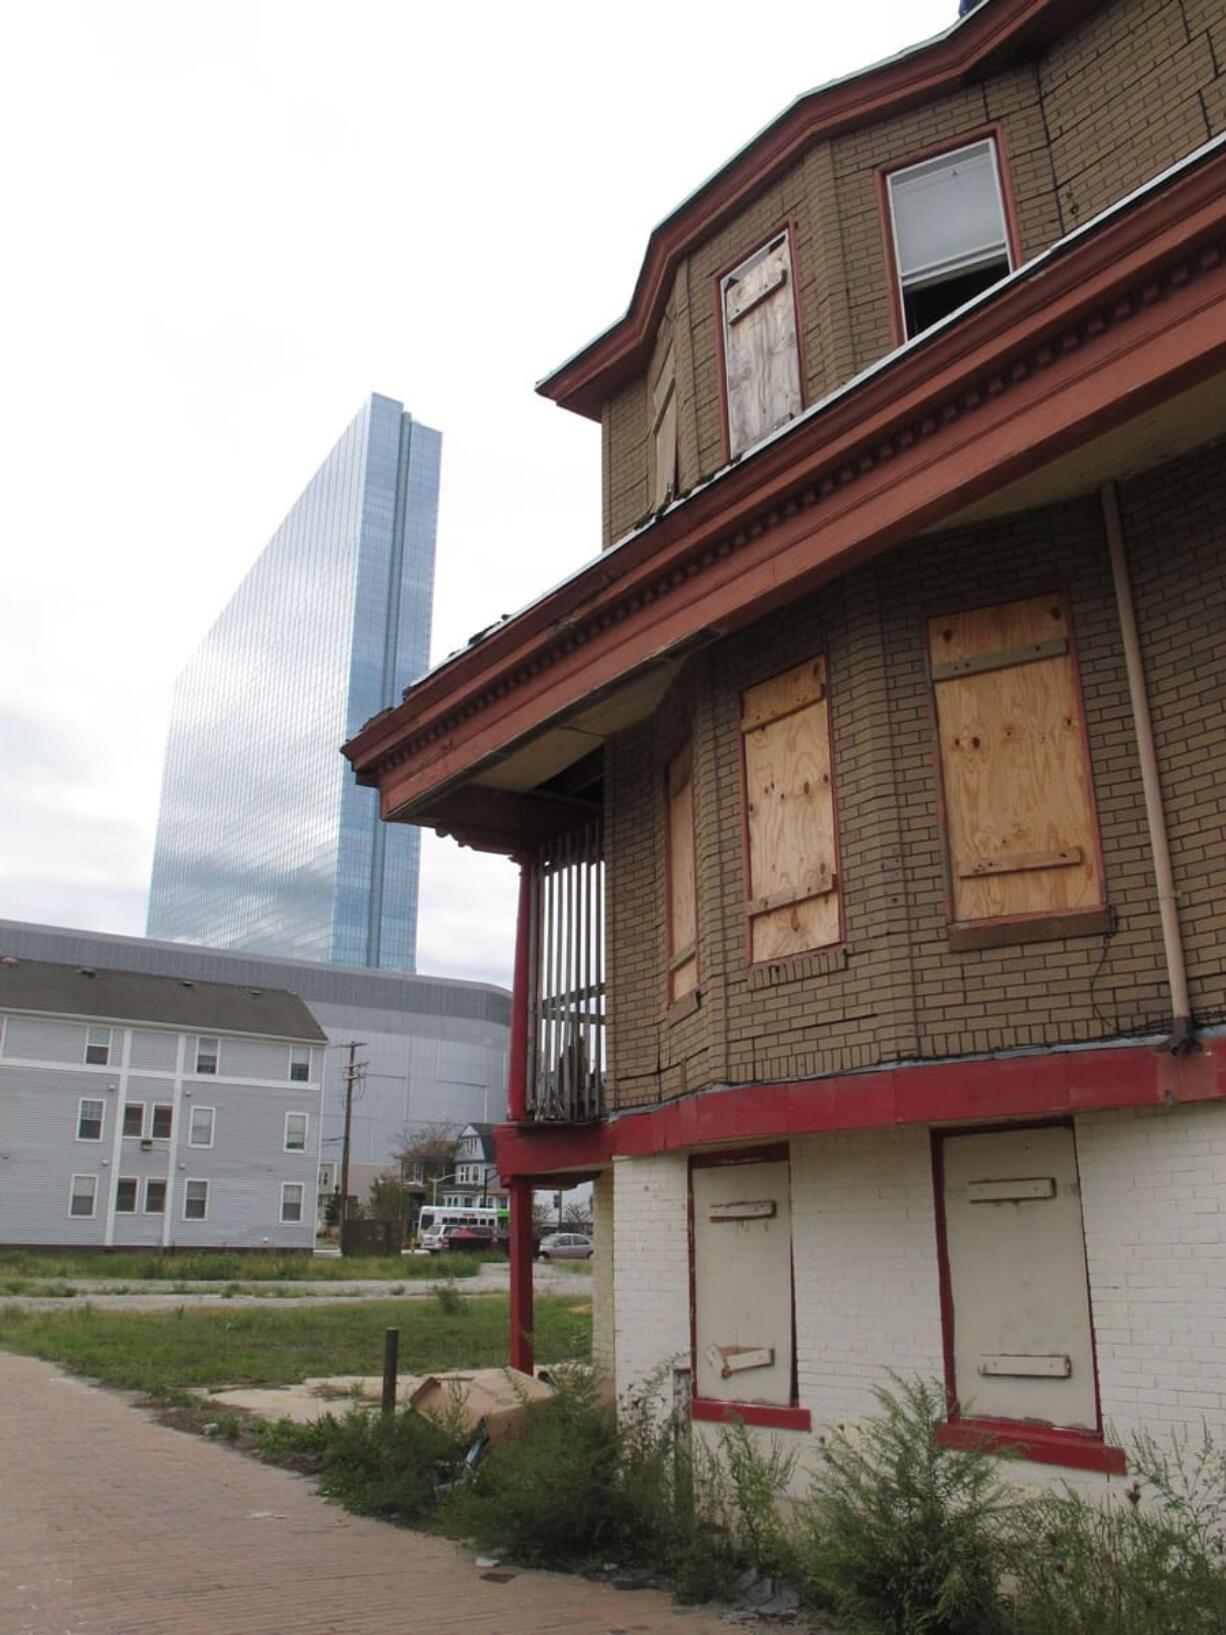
[1100,481,1195,1054]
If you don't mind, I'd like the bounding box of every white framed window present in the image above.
[150,1103,173,1140]
[84,1025,112,1066]
[115,1177,138,1213]
[886,137,1012,340]
[183,1179,209,1220]
[284,1112,308,1152]
[189,1105,215,1148]
[194,1036,219,1075]
[77,1097,105,1141]
[122,1101,145,1138]
[280,1182,305,1223]
[720,230,803,457]
[68,1174,97,1218]
[144,1178,167,1214]
[289,1046,312,1083]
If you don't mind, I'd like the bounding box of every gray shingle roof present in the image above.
[0,958,326,1043]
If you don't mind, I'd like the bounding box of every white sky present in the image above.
[0,0,953,989]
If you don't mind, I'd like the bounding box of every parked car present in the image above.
[537,1232,593,1261]
[440,1224,502,1253]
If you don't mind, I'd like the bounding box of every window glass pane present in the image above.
[195,1037,219,1075]
[289,1047,311,1082]
[281,1184,304,1222]
[84,1026,111,1066]
[145,1179,167,1214]
[123,1103,144,1138]
[285,1113,307,1151]
[890,140,1007,284]
[189,1106,215,1146]
[184,1180,208,1219]
[70,1176,97,1217]
[115,1178,137,1213]
[150,1105,173,1140]
[78,1099,104,1140]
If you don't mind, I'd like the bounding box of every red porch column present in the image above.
[509,1176,534,1374]
[507,860,532,1121]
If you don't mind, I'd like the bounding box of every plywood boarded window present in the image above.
[649,343,678,512]
[666,742,698,1002]
[742,657,839,964]
[929,595,1103,926]
[721,231,802,458]
[939,1126,1098,1429]
[691,1154,794,1406]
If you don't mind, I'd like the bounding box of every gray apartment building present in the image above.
[147,392,440,971]
[0,957,325,1250]
[0,922,511,1224]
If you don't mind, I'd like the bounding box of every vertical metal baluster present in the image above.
[551,837,562,1115]
[527,850,540,1116]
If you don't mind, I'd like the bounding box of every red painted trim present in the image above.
[508,1177,534,1374]
[692,1398,813,1432]
[712,220,808,468]
[347,156,1226,825]
[938,1417,1126,1475]
[877,124,1024,349]
[494,1033,1226,1178]
[538,0,1101,418]
[507,863,533,1122]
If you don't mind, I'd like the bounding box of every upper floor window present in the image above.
[189,1105,215,1148]
[123,1101,145,1138]
[741,657,841,963]
[284,1112,308,1152]
[84,1026,112,1066]
[194,1036,219,1076]
[927,594,1104,934]
[649,342,677,512]
[886,137,1012,340]
[666,742,698,1002]
[77,1098,104,1141]
[289,1046,312,1083]
[720,230,802,458]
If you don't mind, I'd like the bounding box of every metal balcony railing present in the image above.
[526,820,605,1122]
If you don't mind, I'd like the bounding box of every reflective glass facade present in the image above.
[147,395,439,970]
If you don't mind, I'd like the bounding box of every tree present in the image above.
[562,1200,592,1231]
[366,1174,414,1235]
[394,1121,460,1188]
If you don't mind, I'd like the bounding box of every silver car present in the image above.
[538,1231,593,1261]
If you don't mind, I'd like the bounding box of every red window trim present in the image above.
[711,219,808,466]
[875,122,1025,351]
[924,586,1107,936]
[938,1416,1125,1475]
[692,1397,812,1432]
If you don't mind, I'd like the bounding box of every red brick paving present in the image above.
[0,1352,735,1635]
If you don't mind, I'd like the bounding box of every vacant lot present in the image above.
[0,1247,491,1287]
[0,1294,591,1396]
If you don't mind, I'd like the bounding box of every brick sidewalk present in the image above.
[0,1351,741,1635]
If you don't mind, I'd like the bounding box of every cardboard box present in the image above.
[408,1367,554,1444]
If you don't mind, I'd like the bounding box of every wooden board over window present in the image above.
[721,232,802,458]
[650,343,677,513]
[667,742,698,1001]
[929,595,1103,926]
[741,657,839,963]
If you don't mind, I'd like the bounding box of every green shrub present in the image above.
[433,1281,465,1317]
[800,1375,1011,1634]
[717,1414,801,1583]
[1005,1428,1226,1635]
[279,1407,463,1524]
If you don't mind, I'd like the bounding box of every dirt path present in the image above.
[0,1350,736,1635]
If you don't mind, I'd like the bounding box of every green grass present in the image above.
[0,1295,591,1396]
[0,1249,490,1284]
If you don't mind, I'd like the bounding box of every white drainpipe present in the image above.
[1100,481,1194,1052]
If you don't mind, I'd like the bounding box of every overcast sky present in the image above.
[0,0,953,989]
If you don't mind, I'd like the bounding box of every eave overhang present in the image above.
[343,140,1226,855]
[537,0,1101,419]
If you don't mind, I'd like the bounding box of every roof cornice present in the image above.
[536,0,1100,419]
[344,147,1226,832]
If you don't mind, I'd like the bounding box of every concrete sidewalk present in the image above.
[0,1352,738,1635]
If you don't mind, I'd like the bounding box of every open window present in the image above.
[720,230,802,457]
[741,657,840,964]
[886,137,1012,339]
[690,1150,802,1422]
[665,742,698,1002]
[928,594,1104,938]
[649,342,677,512]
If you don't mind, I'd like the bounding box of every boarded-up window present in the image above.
[940,1126,1098,1430]
[650,343,677,512]
[721,232,802,458]
[742,657,839,964]
[666,743,698,1002]
[929,595,1103,926]
[692,1154,794,1406]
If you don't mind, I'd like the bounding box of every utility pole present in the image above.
[339,1041,367,1253]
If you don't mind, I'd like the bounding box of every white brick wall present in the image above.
[1078,1102,1226,1446]
[612,1152,691,1395]
[591,1170,616,1378]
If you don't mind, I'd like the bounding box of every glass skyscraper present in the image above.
[147,394,440,970]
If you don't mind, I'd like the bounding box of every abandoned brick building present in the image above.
[346,0,1226,1485]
